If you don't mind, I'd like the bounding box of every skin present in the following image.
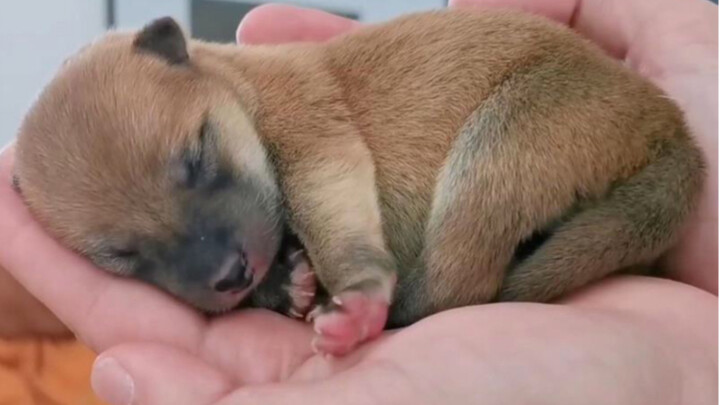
[0,266,69,338]
[0,0,715,404]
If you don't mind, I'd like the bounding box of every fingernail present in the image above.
[91,357,135,405]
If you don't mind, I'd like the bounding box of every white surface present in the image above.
[0,0,106,147]
[113,0,446,28]
[116,0,189,29]
[223,0,445,23]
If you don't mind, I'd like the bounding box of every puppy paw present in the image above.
[283,249,317,319]
[309,287,389,356]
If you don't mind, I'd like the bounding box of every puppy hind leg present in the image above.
[391,82,581,326]
[499,137,705,302]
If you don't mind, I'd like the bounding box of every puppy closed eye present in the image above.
[111,248,140,260]
[175,119,219,189]
[90,247,141,276]
[183,151,203,188]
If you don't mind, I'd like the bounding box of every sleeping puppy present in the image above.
[13,10,705,355]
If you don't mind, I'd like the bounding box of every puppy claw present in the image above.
[287,249,305,265]
[311,290,389,356]
[306,305,322,323]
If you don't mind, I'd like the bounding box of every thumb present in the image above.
[94,343,409,405]
[91,343,232,405]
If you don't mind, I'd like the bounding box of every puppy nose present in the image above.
[212,252,253,293]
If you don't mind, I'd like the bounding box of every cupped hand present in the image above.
[0,0,716,404]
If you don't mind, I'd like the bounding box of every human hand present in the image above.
[0,263,69,338]
[0,0,716,404]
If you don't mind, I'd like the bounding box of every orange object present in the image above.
[0,338,105,405]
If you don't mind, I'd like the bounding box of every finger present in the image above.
[450,0,576,25]
[451,0,717,64]
[199,308,397,385]
[92,343,232,405]
[0,145,206,351]
[237,4,360,45]
[193,309,316,384]
[91,342,386,405]
[215,363,407,405]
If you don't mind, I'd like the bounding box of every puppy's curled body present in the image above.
[14,10,705,353]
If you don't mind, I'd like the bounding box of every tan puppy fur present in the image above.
[13,10,705,354]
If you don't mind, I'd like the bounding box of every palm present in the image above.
[94,280,711,405]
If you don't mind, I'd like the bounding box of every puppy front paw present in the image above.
[308,280,392,356]
[248,236,318,318]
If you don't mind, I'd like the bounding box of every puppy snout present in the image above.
[211,251,253,293]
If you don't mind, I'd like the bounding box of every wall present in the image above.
[0,0,106,147]
[114,0,446,29]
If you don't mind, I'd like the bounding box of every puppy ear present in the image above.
[11,174,21,194]
[133,16,189,65]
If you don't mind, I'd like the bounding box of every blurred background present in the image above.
[0,0,447,147]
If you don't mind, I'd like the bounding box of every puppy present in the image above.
[13,10,705,355]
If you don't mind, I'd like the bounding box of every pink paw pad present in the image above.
[310,291,389,356]
[284,250,317,319]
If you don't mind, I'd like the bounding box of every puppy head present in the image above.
[14,18,283,313]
